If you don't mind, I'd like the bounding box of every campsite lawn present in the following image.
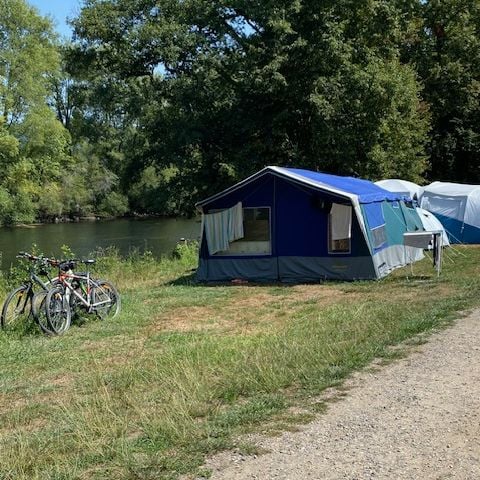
[1,245,479,479]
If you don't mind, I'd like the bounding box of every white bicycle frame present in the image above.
[58,269,111,313]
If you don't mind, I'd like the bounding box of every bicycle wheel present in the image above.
[92,280,121,319]
[45,286,71,335]
[1,286,32,331]
[32,290,55,335]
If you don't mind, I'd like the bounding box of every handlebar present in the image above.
[16,252,59,265]
[16,252,96,270]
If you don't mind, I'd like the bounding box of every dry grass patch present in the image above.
[0,384,70,438]
[50,373,74,388]
[147,284,365,335]
[0,372,74,416]
[0,414,49,438]
[289,284,352,302]
[0,393,29,415]
[152,305,217,332]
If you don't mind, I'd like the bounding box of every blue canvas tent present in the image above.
[196,167,425,282]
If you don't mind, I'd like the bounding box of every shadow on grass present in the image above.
[167,271,198,286]
[168,270,339,289]
[0,319,46,339]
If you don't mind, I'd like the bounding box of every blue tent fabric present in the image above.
[362,202,386,229]
[196,166,407,209]
[283,168,405,204]
[196,167,425,282]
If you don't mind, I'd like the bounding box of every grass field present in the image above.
[0,244,479,479]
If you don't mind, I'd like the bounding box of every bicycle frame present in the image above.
[17,272,52,317]
[17,252,57,293]
[56,269,111,312]
[16,266,55,307]
[30,271,51,291]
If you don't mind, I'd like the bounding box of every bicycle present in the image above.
[45,259,120,335]
[0,252,59,334]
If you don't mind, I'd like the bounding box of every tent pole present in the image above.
[274,176,280,281]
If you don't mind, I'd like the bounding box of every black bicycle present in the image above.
[0,252,59,334]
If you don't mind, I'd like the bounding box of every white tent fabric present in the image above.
[420,182,480,230]
[330,203,352,242]
[416,207,450,247]
[375,179,422,201]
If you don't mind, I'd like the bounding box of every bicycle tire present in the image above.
[1,285,32,331]
[32,290,55,335]
[92,280,121,319]
[45,286,71,335]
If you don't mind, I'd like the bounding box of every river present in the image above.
[0,217,200,270]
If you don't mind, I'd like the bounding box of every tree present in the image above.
[409,0,480,182]
[68,0,430,214]
[0,117,19,167]
[0,0,59,126]
[0,1,75,224]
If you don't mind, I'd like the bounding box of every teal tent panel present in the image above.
[400,203,424,232]
[382,202,409,246]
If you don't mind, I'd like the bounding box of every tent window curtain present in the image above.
[328,203,352,253]
[213,207,271,256]
[203,202,244,255]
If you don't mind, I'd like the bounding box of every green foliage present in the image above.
[171,240,199,266]
[67,0,434,215]
[0,118,19,166]
[98,191,129,217]
[0,1,131,225]
[0,187,16,225]
[0,0,59,123]
[408,0,480,181]
[1,0,479,220]
[309,58,429,181]
[60,244,76,259]
[0,1,71,225]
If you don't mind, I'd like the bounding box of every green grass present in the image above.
[1,245,480,479]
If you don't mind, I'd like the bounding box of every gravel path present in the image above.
[204,310,480,480]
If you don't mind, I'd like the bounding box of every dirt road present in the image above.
[204,311,480,479]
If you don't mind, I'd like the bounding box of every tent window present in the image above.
[328,203,352,254]
[215,207,271,255]
[371,225,387,249]
[243,208,270,241]
[422,195,464,220]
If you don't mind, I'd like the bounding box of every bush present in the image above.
[97,191,129,217]
[171,240,199,266]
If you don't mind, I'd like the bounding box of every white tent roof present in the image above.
[422,181,480,198]
[375,179,422,200]
[421,181,480,230]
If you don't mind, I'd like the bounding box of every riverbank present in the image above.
[7,212,196,227]
[0,245,479,479]
[5,215,199,233]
